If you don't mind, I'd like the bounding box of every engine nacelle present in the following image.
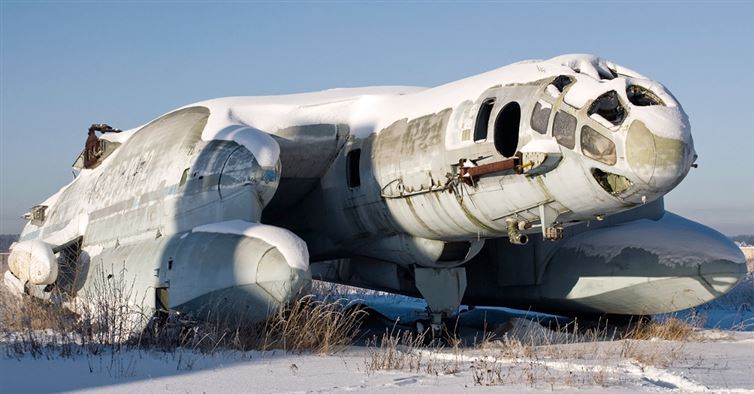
[8,240,58,285]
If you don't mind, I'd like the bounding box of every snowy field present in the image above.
[2,272,753,393]
[2,331,754,393]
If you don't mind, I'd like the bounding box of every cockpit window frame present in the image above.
[474,98,496,142]
[530,100,551,135]
[552,110,577,150]
[581,125,617,166]
[588,90,627,127]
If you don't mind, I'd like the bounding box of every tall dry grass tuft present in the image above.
[625,316,698,341]
[134,295,366,355]
[261,295,366,353]
[364,329,463,376]
[0,285,80,358]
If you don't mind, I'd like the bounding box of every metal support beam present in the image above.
[414,267,467,331]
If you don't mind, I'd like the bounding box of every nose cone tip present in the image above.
[626,120,694,195]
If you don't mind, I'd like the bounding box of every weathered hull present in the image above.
[463,209,747,315]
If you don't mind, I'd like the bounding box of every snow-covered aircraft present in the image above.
[5,54,747,331]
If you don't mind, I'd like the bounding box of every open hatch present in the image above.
[72,123,123,172]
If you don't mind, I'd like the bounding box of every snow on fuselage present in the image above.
[166,54,695,243]
[8,54,734,321]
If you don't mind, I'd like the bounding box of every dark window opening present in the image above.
[581,126,617,165]
[627,85,665,106]
[156,287,169,312]
[597,67,617,80]
[179,168,189,186]
[346,149,361,188]
[438,241,471,262]
[53,237,83,295]
[493,102,521,158]
[474,98,495,142]
[551,75,573,92]
[592,168,633,195]
[553,111,576,149]
[588,91,626,126]
[530,101,551,134]
[83,123,122,169]
[25,205,48,226]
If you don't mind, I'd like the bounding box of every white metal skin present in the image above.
[4,54,745,322]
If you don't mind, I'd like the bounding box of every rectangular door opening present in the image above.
[346,149,361,188]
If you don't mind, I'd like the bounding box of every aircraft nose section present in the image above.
[626,119,695,197]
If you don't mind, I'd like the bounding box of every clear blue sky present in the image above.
[1,1,752,235]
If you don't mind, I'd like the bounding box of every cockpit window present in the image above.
[474,98,495,142]
[546,75,573,98]
[552,110,576,149]
[627,85,665,106]
[581,125,617,165]
[530,101,551,134]
[588,91,626,126]
[551,75,573,92]
[597,67,618,80]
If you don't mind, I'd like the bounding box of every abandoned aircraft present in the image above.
[5,54,747,331]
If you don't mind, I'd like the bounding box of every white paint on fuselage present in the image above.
[25,54,692,254]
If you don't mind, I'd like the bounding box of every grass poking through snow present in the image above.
[0,280,711,388]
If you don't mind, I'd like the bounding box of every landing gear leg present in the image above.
[414,267,467,337]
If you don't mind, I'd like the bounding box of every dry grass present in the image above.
[0,267,149,358]
[0,277,366,359]
[260,295,366,353]
[0,277,708,388]
[625,317,698,341]
[362,315,699,388]
[364,329,463,376]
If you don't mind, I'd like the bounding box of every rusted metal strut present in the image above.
[458,153,523,185]
[84,123,122,169]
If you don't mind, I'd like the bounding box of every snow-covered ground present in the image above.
[2,326,754,392]
[2,274,753,393]
[671,273,754,331]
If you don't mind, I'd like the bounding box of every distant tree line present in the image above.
[731,235,754,246]
[0,234,19,252]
